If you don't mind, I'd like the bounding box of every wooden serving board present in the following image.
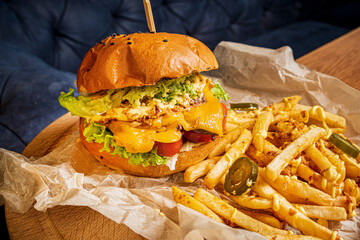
[296,27,360,91]
[5,113,145,240]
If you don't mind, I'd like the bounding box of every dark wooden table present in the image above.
[5,27,360,239]
[296,27,360,91]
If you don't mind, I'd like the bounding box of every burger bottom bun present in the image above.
[79,119,216,178]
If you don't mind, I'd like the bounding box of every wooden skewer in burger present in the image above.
[143,0,156,33]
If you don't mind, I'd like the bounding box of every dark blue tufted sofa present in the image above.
[0,0,358,238]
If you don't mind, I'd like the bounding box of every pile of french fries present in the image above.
[172,96,360,240]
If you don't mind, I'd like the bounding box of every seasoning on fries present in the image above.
[172,96,359,240]
[171,186,224,223]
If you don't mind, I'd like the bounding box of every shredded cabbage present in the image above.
[83,122,168,166]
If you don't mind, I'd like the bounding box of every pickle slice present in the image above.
[230,103,259,111]
[224,157,258,196]
[329,133,359,159]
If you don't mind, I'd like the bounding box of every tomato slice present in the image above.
[183,131,215,143]
[154,138,183,157]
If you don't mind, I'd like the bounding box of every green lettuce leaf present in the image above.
[83,122,168,167]
[59,75,229,118]
[59,74,200,116]
[58,88,114,117]
[211,82,230,101]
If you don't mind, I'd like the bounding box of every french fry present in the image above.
[261,169,336,206]
[240,209,284,229]
[332,195,356,213]
[339,153,360,172]
[305,145,338,181]
[268,187,312,205]
[227,118,256,129]
[293,104,346,129]
[225,122,240,133]
[262,142,296,178]
[171,186,224,223]
[252,176,340,240]
[176,97,359,239]
[330,128,346,134]
[265,127,327,181]
[208,128,242,158]
[229,194,272,210]
[293,204,347,221]
[253,111,274,152]
[318,143,346,183]
[227,109,259,121]
[272,110,309,124]
[265,96,302,112]
[270,120,297,133]
[296,163,342,197]
[246,145,272,167]
[343,178,360,203]
[265,235,322,240]
[345,162,360,179]
[266,131,292,148]
[184,157,221,183]
[193,188,290,236]
[227,109,237,121]
[227,109,257,126]
[263,140,282,157]
[335,149,360,178]
[204,129,252,189]
[267,128,309,147]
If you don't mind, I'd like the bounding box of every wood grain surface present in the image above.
[297,27,360,91]
[6,113,146,240]
[5,28,360,240]
[6,205,143,240]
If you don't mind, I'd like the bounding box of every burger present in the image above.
[59,32,229,177]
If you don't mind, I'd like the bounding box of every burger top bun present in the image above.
[76,32,219,93]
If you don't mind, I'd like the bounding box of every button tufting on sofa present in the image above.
[0,0,353,154]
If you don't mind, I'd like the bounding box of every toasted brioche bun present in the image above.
[76,32,218,93]
[79,118,215,177]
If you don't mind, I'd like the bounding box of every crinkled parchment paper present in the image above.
[1,42,360,239]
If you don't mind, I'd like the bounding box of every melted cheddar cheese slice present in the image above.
[109,84,224,153]
[183,84,224,136]
[109,121,182,153]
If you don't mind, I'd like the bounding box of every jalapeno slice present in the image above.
[329,133,360,159]
[230,103,259,111]
[224,157,258,196]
